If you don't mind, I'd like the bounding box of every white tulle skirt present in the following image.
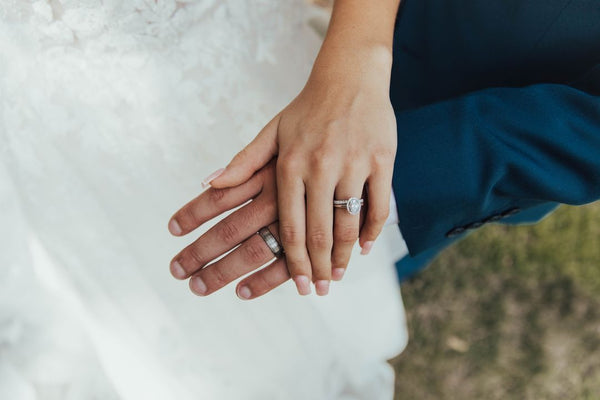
[0,1,408,399]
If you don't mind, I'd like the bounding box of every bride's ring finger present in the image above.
[188,222,281,296]
[331,175,367,281]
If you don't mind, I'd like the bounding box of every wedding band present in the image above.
[333,197,364,215]
[258,227,284,258]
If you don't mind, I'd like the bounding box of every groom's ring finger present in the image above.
[236,224,293,300]
[189,222,281,296]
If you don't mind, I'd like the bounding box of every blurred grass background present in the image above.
[390,202,600,399]
[306,1,600,397]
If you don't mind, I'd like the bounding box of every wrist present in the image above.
[325,0,400,51]
[308,42,393,91]
[319,37,393,67]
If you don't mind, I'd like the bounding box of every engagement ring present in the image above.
[333,197,364,215]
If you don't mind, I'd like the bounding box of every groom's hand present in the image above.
[168,159,366,300]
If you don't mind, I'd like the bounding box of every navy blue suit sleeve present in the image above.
[392,72,600,256]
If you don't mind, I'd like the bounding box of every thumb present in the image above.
[210,113,280,189]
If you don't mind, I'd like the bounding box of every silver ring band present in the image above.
[258,227,284,258]
[333,197,364,215]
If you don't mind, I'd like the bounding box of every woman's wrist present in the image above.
[308,0,399,90]
[308,42,393,92]
[318,39,393,69]
[325,0,400,50]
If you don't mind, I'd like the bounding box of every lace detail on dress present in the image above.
[0,0,320,189]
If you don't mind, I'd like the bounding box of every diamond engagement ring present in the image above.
[258,227,284,258]
[333,197,364,215]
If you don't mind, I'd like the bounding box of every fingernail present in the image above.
[237,285,252,300]
[332,268,345,281]
[170,260,186,279]
[293,275,311,296]
[315,280,330,296]
[190,276,207,296]
[168,219,182,235]
[361,241,375,255]
[201,168,225,188]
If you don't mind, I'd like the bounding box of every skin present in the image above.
[168,159,366,300]
[170,0,402,297]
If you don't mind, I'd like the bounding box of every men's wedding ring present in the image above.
[258,227,284,258]
[333,197,364,215]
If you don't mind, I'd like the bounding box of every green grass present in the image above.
[390,202,600,399]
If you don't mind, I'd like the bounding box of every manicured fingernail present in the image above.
[168,219,182,235]
[293,275,311,296]
[170,260,186,279]
[237,285,252,300]
[332,268,345,281]
[315,280,330,296]
[360,241,375,255]
[190,276,207,295]
[201,168,225,188]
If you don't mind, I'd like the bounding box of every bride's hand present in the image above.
[168,159,366,300]
[208,44,397,296]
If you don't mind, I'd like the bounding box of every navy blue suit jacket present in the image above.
[390,0,600,278]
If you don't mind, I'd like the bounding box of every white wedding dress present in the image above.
[0,1,409,399]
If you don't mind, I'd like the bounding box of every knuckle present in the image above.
[334,225,359,244]
[278,153,303,175]
[210,267,230,288]
[242,240,272,264]
[307,229,332,250]
[234,147,250,163]
[262,198,278,218]
[209,187,228,204]
[322,118,342,132]
[217,220,240,243]
[279,224,301,246]
[370,148,396,169]
[244,203,260,223]
[343,158,365,176]
[187,246,205,266]
[309,152,334,173]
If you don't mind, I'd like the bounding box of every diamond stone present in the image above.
[347,197,361,215]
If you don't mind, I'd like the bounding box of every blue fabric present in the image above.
[389,0,600,279]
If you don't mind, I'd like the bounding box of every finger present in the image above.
[210,113,281,189]
[236,223,292,300]
[358,165,394,255]
[168,171,264,236]
[236,258,289,300]
[188,222,280,296]
[331,173,366,281]
[305,176,335,296]
[170,196,277,279]
[276,158,312,296]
